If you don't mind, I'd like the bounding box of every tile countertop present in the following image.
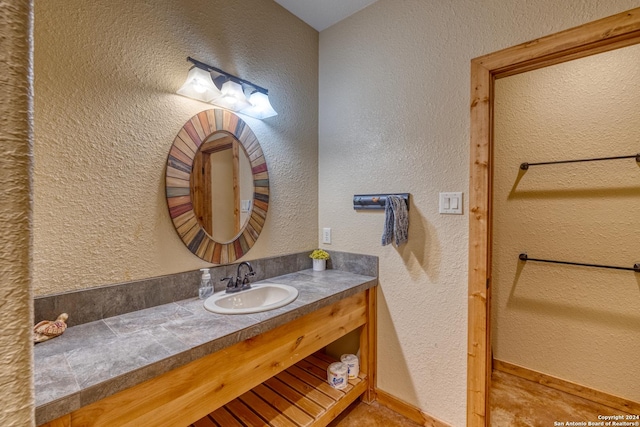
[34,269,377,426]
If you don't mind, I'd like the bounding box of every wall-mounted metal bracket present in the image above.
[353,193,410,210]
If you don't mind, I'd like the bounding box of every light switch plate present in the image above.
[439,192,463,214]
[322,227,332,244]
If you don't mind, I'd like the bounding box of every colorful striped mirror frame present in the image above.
[165,109,269,264]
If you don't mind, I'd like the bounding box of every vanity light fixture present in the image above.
[242,91,279,120]
[215,80,252,112]
[178,57,278,119]
[176,66,221,102]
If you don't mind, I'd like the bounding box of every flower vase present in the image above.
[313,259,326,271]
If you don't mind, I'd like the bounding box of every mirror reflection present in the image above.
[190,131,254,243]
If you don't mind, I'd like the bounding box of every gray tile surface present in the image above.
[160,310,255,348]
[296,252,314,271]
[327,251,378,277]
[34,320,116,359]
[35,392,82,427]
[103,303,194,336]
[64,329,179,388]
[34,354,79,407]
[143,325,192,354]
[33,252,324,327]
[52,287,107,327]
[34,258,377,425]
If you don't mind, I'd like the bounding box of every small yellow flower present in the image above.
[309,249,330,260]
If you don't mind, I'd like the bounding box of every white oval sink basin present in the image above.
[204,284,298,314]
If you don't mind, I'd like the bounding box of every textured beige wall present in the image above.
[493,45,640,401]
[318,1,640,425]
[33,0,318,295]
[1,1,34,426]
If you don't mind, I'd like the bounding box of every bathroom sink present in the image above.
[203,283,299,314]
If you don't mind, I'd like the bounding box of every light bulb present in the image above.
[191,78,208,94]
[212,80,251,111]
[176,67,221,102]
[240,91,278,119]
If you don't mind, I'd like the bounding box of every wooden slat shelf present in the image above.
[190,352,367,427]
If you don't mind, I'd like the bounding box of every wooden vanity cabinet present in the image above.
[40,288,376,427]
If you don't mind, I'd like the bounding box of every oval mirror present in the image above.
[166,109,269,264]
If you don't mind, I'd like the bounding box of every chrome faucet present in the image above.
[222,261,255,293]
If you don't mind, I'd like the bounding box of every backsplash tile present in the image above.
[34,251,376,327]
[327,250,378,277]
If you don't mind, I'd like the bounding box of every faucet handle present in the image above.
[241,275,253,290]
[222,276,244,293]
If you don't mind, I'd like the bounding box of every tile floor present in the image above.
[333,372,636,427]
[490,370,633,426]
[328,401,423,427]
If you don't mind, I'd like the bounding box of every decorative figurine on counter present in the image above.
[33,313,68,343]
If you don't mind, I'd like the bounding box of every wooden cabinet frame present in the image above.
[467,8,640,427]
[41,288,376,427]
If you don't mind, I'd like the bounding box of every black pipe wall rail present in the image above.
[519,253,640,273]
[520,153,640,170]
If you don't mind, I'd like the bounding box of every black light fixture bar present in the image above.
[187,56,269,95]
[519,253,640,273]
[520,153,640,170]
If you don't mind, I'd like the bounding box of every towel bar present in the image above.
[353,193,410,211]
[520,153,640,170]
[519,253,640,273]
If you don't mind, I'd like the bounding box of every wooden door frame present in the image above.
[467,8,640,427]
